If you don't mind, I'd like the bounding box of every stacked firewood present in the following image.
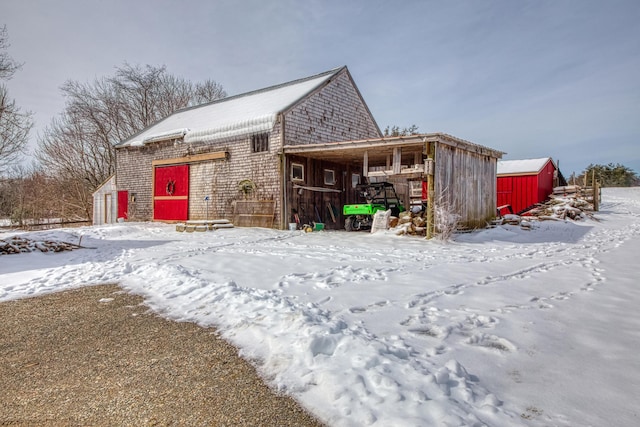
[391,211,427,236]
[522,193,595,221]
[0,236,82,255]
[497,193,597,229]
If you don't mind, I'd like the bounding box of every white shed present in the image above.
[92,176,117,225]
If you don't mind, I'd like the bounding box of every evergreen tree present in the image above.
[580,163,639,187]
[383,124,419,137]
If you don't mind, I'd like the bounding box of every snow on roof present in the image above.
[118,67,344,147]
[497,157,554,175]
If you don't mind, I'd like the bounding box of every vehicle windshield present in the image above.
[361,185,400,204]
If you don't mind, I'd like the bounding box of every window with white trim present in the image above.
[291,163,304,181]
[324,169,336,185]
[351,173,360,188]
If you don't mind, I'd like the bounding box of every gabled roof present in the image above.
[117,67,345,147]
[91,175,115,196]
[497,157,556,176]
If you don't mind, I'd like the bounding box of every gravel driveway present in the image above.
[0,284,324,426]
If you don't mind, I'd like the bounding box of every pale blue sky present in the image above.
[3,0,639,176]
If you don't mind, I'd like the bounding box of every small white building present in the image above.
[92,175,117,225]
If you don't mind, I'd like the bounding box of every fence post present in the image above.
[590,169,598,211]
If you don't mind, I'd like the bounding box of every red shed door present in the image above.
[154,165,189,221]
[117,190,128,220]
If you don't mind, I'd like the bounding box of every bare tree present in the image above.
[0,26,20,79]
[37,63,226,217]
[434,189,460,242]
[194,79,227,105]
[0,26,33,170]
[0,163,65,226]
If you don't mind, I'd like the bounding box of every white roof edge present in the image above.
[125,128,190,147]
[142,128,189,144]
[184,114,277,144]
[497,157,554,175]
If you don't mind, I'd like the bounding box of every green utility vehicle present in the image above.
[342,182,405,231]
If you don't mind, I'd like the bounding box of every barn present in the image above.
[497,157,559,214]
[114,66,503,235]
[115,66,380,228]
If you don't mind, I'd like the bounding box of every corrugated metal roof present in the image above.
[497,157,554,175]
[118,67,344,147]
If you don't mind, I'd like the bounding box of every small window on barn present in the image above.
[251,133,269,153]
[324,169,336,186]
[351,173,360,188]
[291,163,304,181]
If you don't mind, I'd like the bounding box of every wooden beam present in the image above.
[153,195,188,201]
[366,165,425,177]
[152,151,227,167]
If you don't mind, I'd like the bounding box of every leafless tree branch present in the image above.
[36,63,226,218]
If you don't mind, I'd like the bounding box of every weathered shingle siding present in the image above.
[434,144,498,229]
[284,71,381,145]
[116,124,283,223]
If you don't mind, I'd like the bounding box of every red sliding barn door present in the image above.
[154,164,189,221]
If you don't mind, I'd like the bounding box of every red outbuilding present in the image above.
[497,157,559,214]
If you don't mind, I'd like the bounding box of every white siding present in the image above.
[92,176,117,225]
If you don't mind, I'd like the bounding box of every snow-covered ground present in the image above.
[1,187,639,426]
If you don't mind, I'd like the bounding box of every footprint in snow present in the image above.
[466,333,516,352]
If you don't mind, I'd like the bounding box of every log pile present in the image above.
[552,185,595,201]
[498,192,597,228]
[391,211,427,236]
[0,236,83,255]
[524,195,595,221]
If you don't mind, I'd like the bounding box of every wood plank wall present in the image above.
[434,144,498,229]
[285,155,353,229]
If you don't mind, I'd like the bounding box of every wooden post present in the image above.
[393,147,401,175]
[281,151,287,229]
[590,169,596,212]
[426,142,435,239]
[594,180,599,212]
[280,114,287,230]
[363,151,369,178]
